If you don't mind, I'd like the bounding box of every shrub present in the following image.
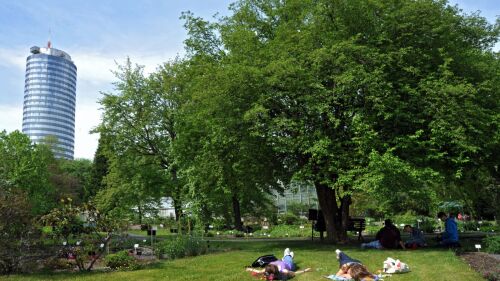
[419,217,439,233]
[104,250,137,270]
[155,236,207,260]
[483,235,500,254]
[278,213,301,225]
[480,225,500,233]
[393,212,418,225]
[460,221,480,232]
[0,189,41,274]
[252,224,310,238]
[42,257,74,271]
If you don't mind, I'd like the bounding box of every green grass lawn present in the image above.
[0,240,483,281]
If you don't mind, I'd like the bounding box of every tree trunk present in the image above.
[170,168,183,221]
[137,204,143,224]
[337,195,351,242]
[232,194,243,231]
[173,195,183,222]
[86,234,112,271]
[314,181,350,242]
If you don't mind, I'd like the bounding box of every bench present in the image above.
[347,217,366,241]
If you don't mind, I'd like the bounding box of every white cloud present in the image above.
[0,47,177,160]
[0,105,23,133]
[73,102,101,160]
[70,50,177,159]
[0,48,26,70]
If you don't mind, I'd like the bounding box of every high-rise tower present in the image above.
[22,42,77,159]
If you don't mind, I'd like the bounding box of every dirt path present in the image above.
[459,252,500,281]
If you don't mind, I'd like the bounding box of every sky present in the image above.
[0,0,498,160]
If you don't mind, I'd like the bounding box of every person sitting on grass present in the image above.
[403,224,427,248]
[437,212,459,247]
[246,248,311,280]
[325,249,380,281]
[361,219,405,249]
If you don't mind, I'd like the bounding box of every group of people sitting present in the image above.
[360,219,425,250]
[245,212,460,280]
[362,212,459,250]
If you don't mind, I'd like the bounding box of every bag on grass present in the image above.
[251,254,278,267]
[383,257,410,274]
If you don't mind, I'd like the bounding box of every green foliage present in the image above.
[51,158,93,205]
[0,130,56,214]
[41,201,128,271]
[277,212,303,225]
[154,235,207,259]
[438,201,464,215]
[95,59,183,222]
[483,235,500,254]
[104,250,138,270]
[286,201,313,217]
[419,217,439,234]
[251,224,311,238]
[42,257,74,271]
[459,221,481,232]
[88,135,110,201]
[0,241,488,280]
[0,187,41,274]
[358,151,440,216]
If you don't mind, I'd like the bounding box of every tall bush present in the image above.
[155,236,206,259]
[0,188,41,274]
[484,235,500,254]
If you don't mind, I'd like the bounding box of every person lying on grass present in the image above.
[246,248,311,280]
[325,249,380,281]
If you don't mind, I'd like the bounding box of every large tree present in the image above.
[189,0,499,241]
[96,59,184,220]
[175,13,287,230]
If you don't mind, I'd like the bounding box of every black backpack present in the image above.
[251,254,278,267]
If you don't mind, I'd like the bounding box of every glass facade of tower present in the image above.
[22,46,77,159]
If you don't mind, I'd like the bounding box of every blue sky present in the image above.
[0,0,498,159]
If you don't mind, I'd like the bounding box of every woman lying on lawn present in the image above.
[246,248,311,280]
[326,249,380,281]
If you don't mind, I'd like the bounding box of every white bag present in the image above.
[383,257,410,274]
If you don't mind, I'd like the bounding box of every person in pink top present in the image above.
[246,248,311,280]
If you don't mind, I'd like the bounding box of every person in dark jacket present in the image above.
[361,219,405,249]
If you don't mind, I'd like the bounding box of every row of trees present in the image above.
[0,131,102,214]
[92,0,499,242]
[3,0,496,244]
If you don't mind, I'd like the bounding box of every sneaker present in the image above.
[335,249,341,259]
[289,251,294,258]
[283,248,291,258]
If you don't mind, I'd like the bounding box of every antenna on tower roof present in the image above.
[47,28,52,48]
